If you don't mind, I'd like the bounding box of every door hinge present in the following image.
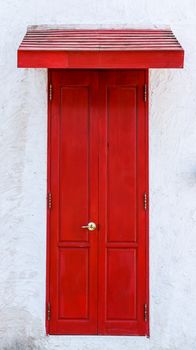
[144,303,148,322]
[47,302,51,321]
[144,84,147,102]
[143,192,148,210]
[48,192,52,209]
[49,83,53,101]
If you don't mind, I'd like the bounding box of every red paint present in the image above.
[47,69,149,336]
[98,71,148,335]
[17,28,184,68]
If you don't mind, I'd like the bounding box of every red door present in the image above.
[47,70,149,336]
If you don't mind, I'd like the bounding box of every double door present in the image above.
[47,70,149,335]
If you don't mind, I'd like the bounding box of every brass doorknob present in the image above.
[81,222,97,231]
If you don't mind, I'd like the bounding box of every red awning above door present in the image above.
[17,26,184,69]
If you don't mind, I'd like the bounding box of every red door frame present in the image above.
[46,69,149,336]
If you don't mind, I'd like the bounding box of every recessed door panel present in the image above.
[106,248,137,320]
[107,86,137,243]
[60,87,89,242]
[59,248,89,319]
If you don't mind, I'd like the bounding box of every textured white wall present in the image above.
[0,1,196,349]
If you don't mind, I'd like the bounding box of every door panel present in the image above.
[48,71,99,334]
[59,248,89,319]
[98,71,147,335]
[60,86,89,242]
[107,86,137,243]
[107,248,137,320]
[47,69,148,336]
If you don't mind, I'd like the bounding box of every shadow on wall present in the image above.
[0,307,47,350]
[1,338,47,350]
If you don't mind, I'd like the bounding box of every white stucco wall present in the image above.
[0,1,196,349]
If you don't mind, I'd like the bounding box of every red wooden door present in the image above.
[48,71,99,335]
[47,70,149,336]
[98,71,148,335]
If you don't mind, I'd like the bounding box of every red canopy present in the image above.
[18,26,184,69]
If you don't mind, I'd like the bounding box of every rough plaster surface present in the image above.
[0,0,196,349]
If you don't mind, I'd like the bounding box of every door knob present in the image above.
[81,222,97,231]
